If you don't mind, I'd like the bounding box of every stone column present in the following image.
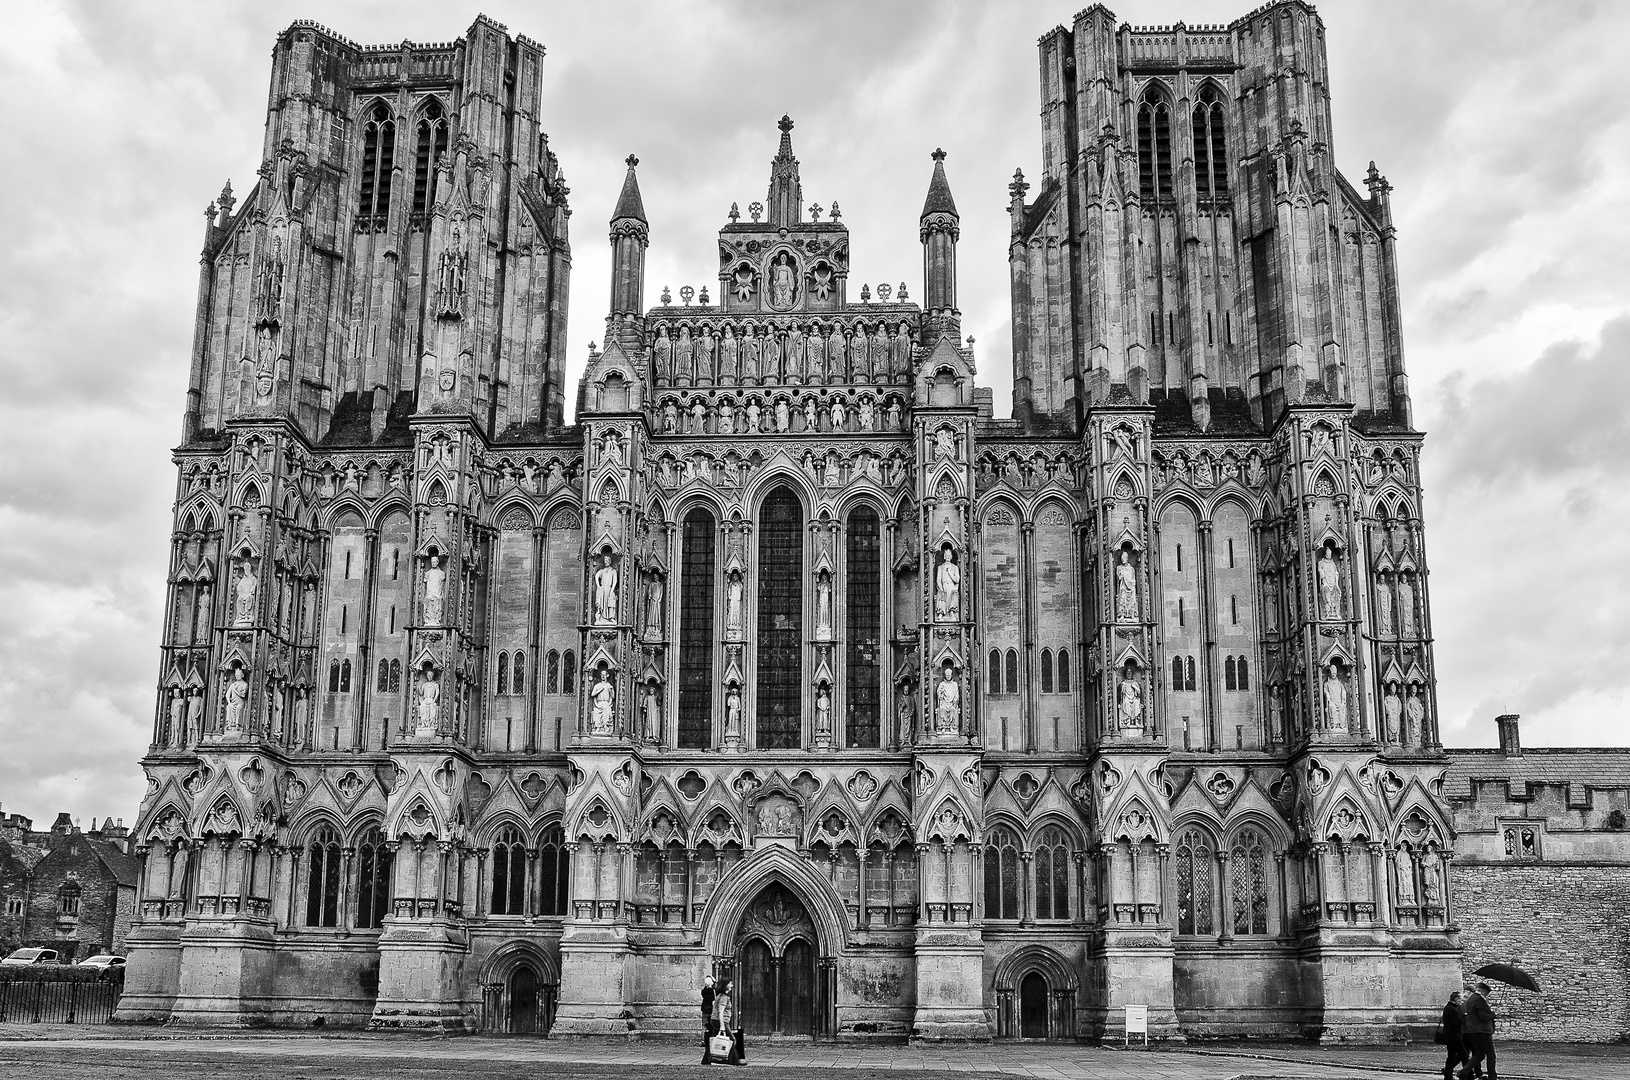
[1215,849,1232,943]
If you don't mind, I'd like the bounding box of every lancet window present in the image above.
[1229,828,1270,935]
[356,101,395,228]
[845,506,882,748]
[305,825,343,928]
[1137,86,1174,202]
[1192,83,1229,200]
[755,487,803,749]
[490,825,528,916]
[678,508,716,749]
[355,826,392,930]
[1033,826,1072,920]
[1174,827,1215,936]
[411,98,448,218]
[983,827,1022,921]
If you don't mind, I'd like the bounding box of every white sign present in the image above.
[1124,1004,1149,1046]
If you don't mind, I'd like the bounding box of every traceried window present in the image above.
[355,826,392,930]
[1192,83,1229,199]
[988,649,1003,694]
[755,487,804,749]
[1040,649,1054,693]
[546,650,560,694]
[305,825,343,928]
[1175,828,1215,936]
[411,98,449,218]
[356,102,395,227]
[1229,828,1270,935]
[1005,649,1020,696]
[1033,826,1072,920]
[1137,85,1174,202]
[537,824,569,916]
[1056,648,1070,693]
[984,826,1022,920]
[497,653,510,696]
[511,652,525,696]
[490,825,528,916]
[562,650,576,695]
[845,506,882,748]
[57,881,81,917]
[678,508,716,749]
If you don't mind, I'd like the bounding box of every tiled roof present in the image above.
[1443,747,1630,801]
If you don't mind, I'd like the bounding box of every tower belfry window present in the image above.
[1138,87,1174,202]
[357,102,395,229]
[1193,85,1229,200]
[411,99,449,220]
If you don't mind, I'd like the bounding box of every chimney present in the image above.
[1496,714,1522,756]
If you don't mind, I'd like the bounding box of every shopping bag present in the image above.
[709,1034,734,1060]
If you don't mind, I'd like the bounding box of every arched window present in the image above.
[497,653,510,696]
[546,650,560,694]
[537,824,569,916]
[1174,828,1215,936]
[305,825,343,928]
[1057,649,1070,693]
[1224,656,1237,691]
[511,652,526,696]
[756,487,804,749]
[357,102,395,226]
[1229,828,1270,935]
[377,659,391,693]
[1171,657,1184,691]
[1236,657,1249,691]
[1005,650,1020,696]
[562,651,576,695]
[411,98,448,218]
[56,881,81,917]
[984,827,1022,920]
[1192,84,1229,199]
[1040,649,1054,694]
[1137,86,1174,202]
[340,660,352,693]
[678,507,716,749]
[355,826,392,929]
[490,826,528,916]
[1033,826,1072,920]
[988,649,1003,694]
[389,659,402,693]
[1185,656,1196,692]
[329,660,342,693]
[845,506,883,748]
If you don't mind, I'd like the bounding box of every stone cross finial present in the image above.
[778,115,794,134]
[660,286,672,306]
[932,147,947,163]
[809,202,822,222]
[728,202,740,223]
[625,154,639,169]
[829,200,842,221]
[749,201,763,223]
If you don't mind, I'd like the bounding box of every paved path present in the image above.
[0,1028,1625,1080]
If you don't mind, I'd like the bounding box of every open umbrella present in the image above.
[1473,963,1540,992]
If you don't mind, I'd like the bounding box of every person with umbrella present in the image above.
[1459,981,1497,1080]
[1439,990,1468,1080]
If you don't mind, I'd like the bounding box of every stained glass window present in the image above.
[678,508,716,749]
[845,507,881,748]
[756,488,803,748]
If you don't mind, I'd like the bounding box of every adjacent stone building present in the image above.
[0,810,138,961]
[119,4,1466,1039]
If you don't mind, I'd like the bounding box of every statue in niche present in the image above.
[858,397,875,431]
[588,670,616,735]
[934,546,960,621]
[725,684,743,739]
[1110,425,1136,461]
[662,403,679,434]
[1394,847,1417,905]
[745,400,761,433]
[416,669,440,734]
[233,563,258,627]
[816,571,834,638]
[852,328,871,381]
[223,667,249,732]
[342,462,361,492]
[871,325,889,376]
[643,683,661,742]
[593,555,619,625]
[654,326,673,380]
[891,322,911,375]
[186,689,203,745]
[781,326,800,383]
[423,555,446,624]
[722,456,741,487]
[726,571,745,634]
[771,254,796,309]
[886,400,902,431]
[601,432,623,467]
[934,663,960,735]
[1397,574,1417,636]
[742,329,760,382]
[718,398,736,435]
[897,692,915,747]
[1267,691,1283,743]
[802,452,820,488]
[1375,576,1395,636]
[934,427,955,461]
[1114,550,1139,622]
[1383,685,1403,744]
[815,685,832,738]
[698,328,717,382]
[1117,673,1144,731]
[195,582,213,635]
[1308,425,1332,459]
[1405,686,1426,746]
[806,327,823,382]
[1317,548,1343,619]
[774,398,791,433]
[690,399,707,434]
[167,690,184,744]
[1421,854,1443,905]
[644,575,664,638]
[830,397,847,431]
[824,450,842,487]
[269,684,284,738]
[827,326,845,380]
[721,326,738,381]
[802,398,818,432]
[675,327,694,383]
[1323,665,1348,733]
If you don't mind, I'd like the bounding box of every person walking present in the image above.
[1460,982,1497,1080]
[716,978,746,1066]
[700,974,718,1064]
[1439,991,1467,1080]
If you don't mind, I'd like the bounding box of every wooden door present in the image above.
[739,938,775,1034]
[780,939,815,1035]
[1019,971,1048,1039]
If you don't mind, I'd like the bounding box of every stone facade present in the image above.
[119,4,1463,1040]
[0,811,138,960]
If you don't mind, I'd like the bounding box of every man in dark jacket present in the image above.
[1441,991,1467,1080]
[1460,982,1497,1080]
[700,974,717,1064]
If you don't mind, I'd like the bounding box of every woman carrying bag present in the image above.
[714,979,746,1066]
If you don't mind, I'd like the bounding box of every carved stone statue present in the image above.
[601,432,623,467]
[725,684,742,739]
[1117,675,1143,732]
[934,427,955,460]
[1376,576,1395,636]
[726,571,745,634]
[698,329,717,382]
[654,326,673,380]
[185,688,203,745]
[1323,665,1347,733]
[593,555,619,625]
[815,685,832,738]
[413,669,440,735]
[1114,551,1139,622]
[774,398,791,432]
[423,556,446,624]
[934,546,960,621]
[1405,687,1426,746]
[1421,855,1443,905]
[643,683,661,743]
[830,397,847,431]
[589,671,615,735]
[718,398,736,434]
[1383,685,1403,744]
[852,328,871,381]
[1394,847,1417,906]
[223,667,248,732]
[933,664,960,735]
[644,575,664,638]
[1397,574,1417,636]
[233,563,258,627]
[858,397,875,430]
[897,693,915,747]
[771,253,796,308]
[745,400,761,432]
[742,330,760,382]
[675,327,694,383]
[662,402,679,433]
[1317,548,1342,619]
[815,572,833,638]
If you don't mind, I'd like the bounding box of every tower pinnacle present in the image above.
[767,115,802,227]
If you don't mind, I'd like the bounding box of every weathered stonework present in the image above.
[120,4,1463,1042]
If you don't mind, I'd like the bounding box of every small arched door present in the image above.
[781,938,815,1035]
[509,964,539,1034]
[1019,971,1048,1039]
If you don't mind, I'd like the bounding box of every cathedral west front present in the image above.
[119,3,1463,1041]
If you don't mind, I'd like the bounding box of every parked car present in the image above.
[1,948,60,966]
[76,954,124,970]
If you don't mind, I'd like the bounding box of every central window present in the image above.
[845,506,882,748]
[678,508,716,748]
[755,487,803,748]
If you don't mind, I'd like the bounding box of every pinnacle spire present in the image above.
[611,153,646,224]
[921,148,958,219]
[767,116,802,226]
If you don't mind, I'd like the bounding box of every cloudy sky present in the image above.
[2,0,1626,826]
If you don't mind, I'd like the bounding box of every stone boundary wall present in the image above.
[1453,863,1630,1041]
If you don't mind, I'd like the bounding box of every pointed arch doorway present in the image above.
[733,883,818,1036]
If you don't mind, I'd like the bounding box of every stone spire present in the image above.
[921,147,959,220]
[608,154,648,321]
[920,148,960,329]
[766,115,803,227]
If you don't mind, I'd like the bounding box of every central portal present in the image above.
[735,883,817,1036]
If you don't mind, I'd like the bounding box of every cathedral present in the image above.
[119,3,1462,1041]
